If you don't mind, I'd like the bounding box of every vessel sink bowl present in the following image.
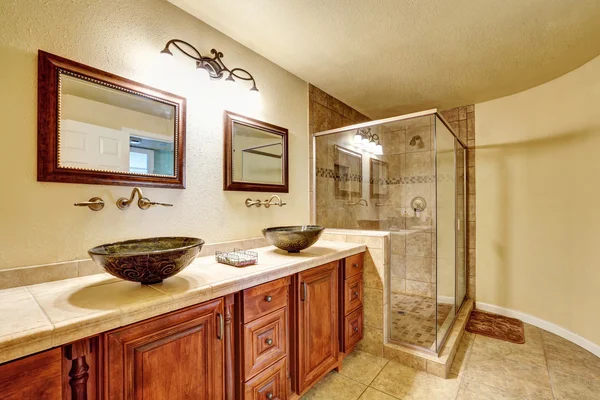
[88,237,204,284]
[262,225,325,253]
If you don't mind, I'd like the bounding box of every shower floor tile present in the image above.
[390,293,453,348]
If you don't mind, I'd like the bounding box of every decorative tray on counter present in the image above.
[215,249,258,267]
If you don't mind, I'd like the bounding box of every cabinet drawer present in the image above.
[243,277,290,323]
[344,253,364,279]
[343,306,363,353]
[243,308,287,380]
[244,358,287,400]
[344,273,363,315]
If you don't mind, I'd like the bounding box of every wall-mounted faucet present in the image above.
[346,198,369,206]
[245,195,287,208]
[117,187,173,210]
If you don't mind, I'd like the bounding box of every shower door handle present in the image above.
[457,218,461,231]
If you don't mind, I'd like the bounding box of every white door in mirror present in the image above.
[60,119,129,171]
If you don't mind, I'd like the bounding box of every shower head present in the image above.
[409,135,422,146]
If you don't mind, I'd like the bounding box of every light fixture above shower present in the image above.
[352,128,383,155]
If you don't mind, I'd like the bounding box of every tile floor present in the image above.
[301,324,600,399]
[389,293,453,348]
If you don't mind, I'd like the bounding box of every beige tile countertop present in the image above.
[0,241,365,364]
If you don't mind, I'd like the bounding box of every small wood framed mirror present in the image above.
[38,51,186,188]
[223,111,289,192]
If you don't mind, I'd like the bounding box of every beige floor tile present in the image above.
[469,328,547,367]
[542,330,600,382]
[371,361,461,399]
[550,369,600,400]
[450,331,475,376]
[301,371,367,400]
[456,379,531,400]
[338,350,389,385]
[358,387,399,400]
[463,351,553,399]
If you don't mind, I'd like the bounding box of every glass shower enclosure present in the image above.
[313,109,467,353]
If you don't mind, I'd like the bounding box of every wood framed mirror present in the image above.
[334,145,362,200]
[223,111,289,192]
[370,158,389,200]
[38,50,186,188]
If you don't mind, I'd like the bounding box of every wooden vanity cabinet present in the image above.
[0,252,366,400]
[340,253,364,354]
[295,260,340,394]
[104,297,226,400]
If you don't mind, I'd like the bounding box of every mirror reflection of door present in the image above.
[370,158,389,200]
[232,122,284,185]
[334,145,362,200]
[58,73,176,176]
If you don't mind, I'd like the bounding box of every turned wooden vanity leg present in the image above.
[224,293,236,400]
[65,339,92,400]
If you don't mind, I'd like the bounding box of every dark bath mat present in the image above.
[466,310,525,344]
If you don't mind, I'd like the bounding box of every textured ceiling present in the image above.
[168,0,600,119]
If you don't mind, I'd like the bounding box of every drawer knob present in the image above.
[266,393,273,400]
[265,295,272,302]
[354,327,359,332]
[352,263,359,268]
[266,338,273,346]
[353,291,359,297]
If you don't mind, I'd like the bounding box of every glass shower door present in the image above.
[456,142,467,309]
[435,117,456,351]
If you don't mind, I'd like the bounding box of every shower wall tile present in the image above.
[346,235,385,249]
[405,280,434,298]
[406,232,432,257]
[313,102,330,132]
[363,287,384,329]
[440,108,459,122]
[406,256,433,283]
[363,249,385,290]
[405,152,433,176]
[381,130,406,154]
[391,234,406,254]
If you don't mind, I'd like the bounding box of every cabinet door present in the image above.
[0,348,62,400]
[105,298,224,400]
[297,261,339,392]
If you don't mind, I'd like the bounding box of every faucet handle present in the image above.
[74,197,104,211]
[138,197,173,210]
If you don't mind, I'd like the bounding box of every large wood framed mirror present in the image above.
[223,111,289,192]
[38,51,186,188]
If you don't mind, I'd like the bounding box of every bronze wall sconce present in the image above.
[161,39,259,92]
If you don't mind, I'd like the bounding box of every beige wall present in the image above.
[476,55,600,346]
[0,0,308,269]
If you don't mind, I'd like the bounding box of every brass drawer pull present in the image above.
[354,326,359,332]
[353,291,359,297]
[352,263,359,268]
[266,393,273,400]
[265,338,273,346]
[217,313,223,340]
[265,295,272,302]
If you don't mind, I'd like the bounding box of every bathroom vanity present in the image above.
[0,242,365,399]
